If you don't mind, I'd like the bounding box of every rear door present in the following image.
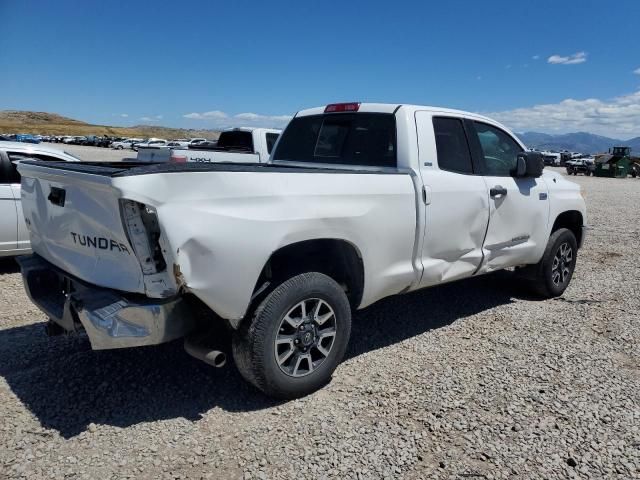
[0,153,18,253]
[415,112,490,287]
[469,121,549,270]
[7,151,77,250]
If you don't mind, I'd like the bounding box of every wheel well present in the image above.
[251,239,365,310]
[551,211,583,247]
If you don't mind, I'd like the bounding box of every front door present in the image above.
[415,112,490,287]
[470,121,549,271]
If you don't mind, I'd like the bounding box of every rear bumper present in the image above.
[17,254,195,350]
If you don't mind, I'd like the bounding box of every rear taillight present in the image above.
[170,153,187,163]
[120,200,166,274]
[324,102,360,113]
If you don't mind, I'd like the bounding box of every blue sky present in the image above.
[1,0,639,137]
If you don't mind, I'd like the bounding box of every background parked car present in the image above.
[132,138,167,151]
[0,141,80,257]
[110,138,142,150]
[95,136,115,148]
[13,134,40,144]
[566,158,596,176]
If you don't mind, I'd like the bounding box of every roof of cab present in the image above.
[297,103,500,123]
[294,103,519,142]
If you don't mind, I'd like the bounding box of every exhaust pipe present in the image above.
[184,337,227,368]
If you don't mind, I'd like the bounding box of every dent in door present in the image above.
[482,177,549,270]
[421,186,490,285]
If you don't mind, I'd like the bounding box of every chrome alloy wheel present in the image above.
[274,298,337,377]
[551,242,573,287]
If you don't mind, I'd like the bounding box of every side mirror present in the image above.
[515,152,543,178]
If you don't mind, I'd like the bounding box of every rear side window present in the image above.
[6,152,68,183]
[433,117,474,174]
[3,153,24,183]
[273,113,397,168]
[266,133,279,154]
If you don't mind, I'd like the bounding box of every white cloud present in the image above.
[634,67,640,75]
[183,110,228,120]
[183,110,292,127]
[234,112,292,124]
[139,114,163,122]
[532,55,540,60]
[120,113,129,118]
[547,51,587,65]
[486,90,640,138]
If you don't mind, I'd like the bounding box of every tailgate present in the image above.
[18,161,148,294]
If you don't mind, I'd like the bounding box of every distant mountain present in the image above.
[518,131,640,154]
[0,110,219,139]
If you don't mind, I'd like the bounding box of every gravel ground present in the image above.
[1,169,639,479]
[47,143,135,162]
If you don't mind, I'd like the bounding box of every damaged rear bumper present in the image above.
[17,254,195,350]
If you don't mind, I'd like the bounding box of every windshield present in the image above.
[273,113,396,168]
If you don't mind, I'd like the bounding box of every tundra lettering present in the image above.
[70,232,131,254]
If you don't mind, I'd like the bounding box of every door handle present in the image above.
[490,186,507,198]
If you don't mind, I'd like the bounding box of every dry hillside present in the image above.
[0,111,219,140]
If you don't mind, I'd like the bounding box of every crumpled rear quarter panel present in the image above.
[113,170,418,322]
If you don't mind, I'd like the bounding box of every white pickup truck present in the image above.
[17,103,586,399]
[136,127,281,163]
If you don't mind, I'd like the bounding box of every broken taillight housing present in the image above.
[120,200,167,274]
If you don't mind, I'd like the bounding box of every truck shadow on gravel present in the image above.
[0,258,20,275]
[0,272,531,438]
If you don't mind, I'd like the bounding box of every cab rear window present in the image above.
[273,113,397,168]
[216,131,254,152]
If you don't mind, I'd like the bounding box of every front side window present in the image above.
[474,122,523,176]
[433,117,474,174]
[273,113,396,168]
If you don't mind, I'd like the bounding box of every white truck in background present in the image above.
[16,103,586,399]
[136,127,281,163]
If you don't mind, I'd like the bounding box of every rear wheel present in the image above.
[524,228,578,298]
[232,272,351,399]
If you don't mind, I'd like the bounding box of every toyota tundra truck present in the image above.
[16,103,587,399]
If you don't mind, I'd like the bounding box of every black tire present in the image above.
[116,145,123,150]
[232,272,351,399]
[524,228,578,298]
